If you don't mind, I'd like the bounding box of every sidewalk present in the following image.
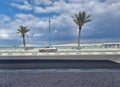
[0,71,120,87]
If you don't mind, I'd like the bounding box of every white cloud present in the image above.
[106,0,120,3]
[33,0,53,5]
[10,0,120,16]
[11,1,32,10]
[14,13,49,29]
[33,6,46,13]
[0,15,10,22]
[34,6,60,13]
[68,0,90,3]
[15,13,37,20]
[33,0,63,13]
[10,0,120,17]
[33,33,42,37]
[0,30,11,39]
[33,0,120,18]
[33,0,70,13]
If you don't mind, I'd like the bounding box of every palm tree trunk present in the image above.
[23,37,26,50]
[78,27,81,50]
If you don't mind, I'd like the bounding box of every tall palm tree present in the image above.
[72,11,91,50]
[17,26,30,49]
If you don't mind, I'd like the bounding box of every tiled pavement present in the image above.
[0,71,120,87]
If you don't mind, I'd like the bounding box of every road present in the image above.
[0,59,120,69]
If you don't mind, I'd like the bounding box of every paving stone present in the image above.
[0,71,120,87]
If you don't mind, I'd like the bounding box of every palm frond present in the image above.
[72,11,91,27]
[85,14,91,20]
[25,34,29,38]
[85,19,92,23]
[81,11,86,23]
[17,25,30,37]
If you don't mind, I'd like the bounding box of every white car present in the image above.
[39,47,57,52]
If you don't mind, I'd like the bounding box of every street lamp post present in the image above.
[48,17,51,47]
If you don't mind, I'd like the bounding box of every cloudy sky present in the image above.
[0,0,120,45]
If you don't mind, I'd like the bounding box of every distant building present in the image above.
[102,43,120,48]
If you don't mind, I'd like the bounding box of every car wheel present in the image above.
[41,49,44,52]
[52,49,55,52]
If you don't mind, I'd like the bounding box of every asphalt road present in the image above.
[0,59,120,69]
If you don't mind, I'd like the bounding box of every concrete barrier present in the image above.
[0,51,120,63]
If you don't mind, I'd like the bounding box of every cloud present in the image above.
[0,29,15,40]
[14,13,49,29]
[68,0,90,3]
[31,0,53,5]
[11,1,32,10]
[33,0,63,13]
[32,0,120,19]
[0,0,120,44]
[0,30,9,39]
[10,0,120,16]
[0,15,10,22]
[15,13,36,20]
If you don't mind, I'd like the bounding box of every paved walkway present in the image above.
[0,71,120,87]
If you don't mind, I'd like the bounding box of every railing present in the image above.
[0,51,120,56]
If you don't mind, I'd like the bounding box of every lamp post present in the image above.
[48,17,51,47]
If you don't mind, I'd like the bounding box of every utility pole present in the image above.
[48,17,51,47]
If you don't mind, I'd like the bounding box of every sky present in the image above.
[0,0,120,45]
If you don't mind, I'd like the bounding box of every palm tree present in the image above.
[17,26,30,50]
[72,11,91,50]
